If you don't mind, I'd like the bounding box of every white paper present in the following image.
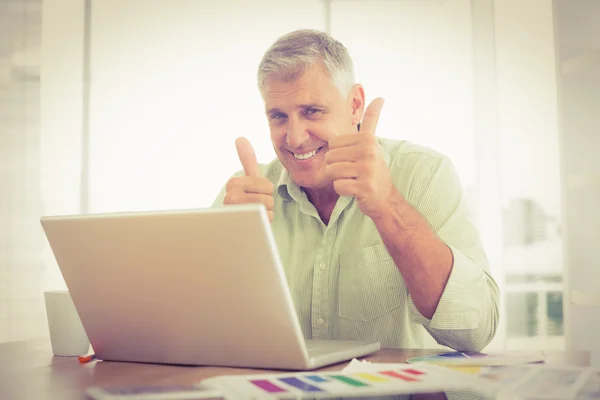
[457,364,600,400]
[339,357,600,399]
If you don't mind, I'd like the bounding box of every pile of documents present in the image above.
[85,354,600,399]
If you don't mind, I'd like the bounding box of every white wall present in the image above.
[87,0,326,213]
[330,0,477,187]
[0,0,46,343]
[495,0,562,219]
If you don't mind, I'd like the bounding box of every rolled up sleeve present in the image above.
[408,245,499,351]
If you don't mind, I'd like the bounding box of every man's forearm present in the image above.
[371,190,453,319]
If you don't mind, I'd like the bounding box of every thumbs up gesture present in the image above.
[224,137,275,222]
[326,98,395,220]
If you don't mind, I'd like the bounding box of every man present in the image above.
[212,29,499,352]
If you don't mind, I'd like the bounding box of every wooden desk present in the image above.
[0,339,591,399]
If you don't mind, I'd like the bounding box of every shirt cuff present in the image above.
[408,245,484,330]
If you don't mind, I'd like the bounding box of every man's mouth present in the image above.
[292,147,323,160]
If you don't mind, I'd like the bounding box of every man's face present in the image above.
[264,64,363,189]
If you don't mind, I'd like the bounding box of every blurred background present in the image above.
[1,0,599,353]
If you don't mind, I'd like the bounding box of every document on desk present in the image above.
[448,364,600,400]
[198,364,490,399]
[342,358,600,399]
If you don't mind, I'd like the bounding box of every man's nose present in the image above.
[285,120,310,149]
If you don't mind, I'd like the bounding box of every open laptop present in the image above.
[40,203,380,370]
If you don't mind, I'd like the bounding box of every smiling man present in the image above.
[212,29,499,352]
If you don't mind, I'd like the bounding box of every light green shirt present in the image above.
[213,138,499,351]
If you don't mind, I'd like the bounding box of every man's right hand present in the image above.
[224,137,275,222]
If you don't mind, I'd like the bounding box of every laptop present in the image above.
[40,203,380,370]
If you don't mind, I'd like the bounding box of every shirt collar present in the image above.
[276,168,294,202]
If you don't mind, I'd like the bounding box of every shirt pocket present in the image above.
[338,244,404,322]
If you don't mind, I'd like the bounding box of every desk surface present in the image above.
[0,339,590,399]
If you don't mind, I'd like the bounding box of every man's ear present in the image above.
[349,84,365,128]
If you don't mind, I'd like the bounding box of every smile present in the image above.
[293,147,323,160]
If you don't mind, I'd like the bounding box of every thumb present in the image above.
[360,97,385,135]
[235,137,262,177]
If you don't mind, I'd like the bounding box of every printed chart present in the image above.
[200,365,483,399]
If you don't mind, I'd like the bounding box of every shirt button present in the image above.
[317,318,324,326]
[319,262,326,271]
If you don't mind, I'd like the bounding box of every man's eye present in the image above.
[271,113,286,120]
[305,108,321,116]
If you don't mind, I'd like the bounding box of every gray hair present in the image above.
[257,29,355,99]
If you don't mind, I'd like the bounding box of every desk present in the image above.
[0,339,591,400]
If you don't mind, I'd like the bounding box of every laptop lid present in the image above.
[40,204,311,369]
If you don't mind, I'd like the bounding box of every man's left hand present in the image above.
[326,97,397,220]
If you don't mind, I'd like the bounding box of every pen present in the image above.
[78,354,98,364]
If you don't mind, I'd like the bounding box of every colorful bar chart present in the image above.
[237,366,437,397]
[200,363,488,399]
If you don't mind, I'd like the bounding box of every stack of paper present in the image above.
[85,354,600,399]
